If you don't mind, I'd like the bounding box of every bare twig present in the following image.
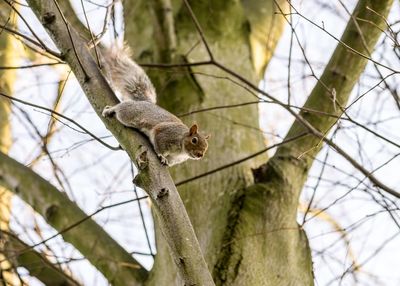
[0,92,121,151]
[177,132,309,186]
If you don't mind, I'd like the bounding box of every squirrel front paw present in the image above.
[102,106,115,117]
[157,154,169,166]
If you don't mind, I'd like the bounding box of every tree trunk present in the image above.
[124,1,289,284]
[228,0,393,285]
[124,0,393,285]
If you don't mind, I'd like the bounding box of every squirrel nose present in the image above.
[195,151,203,158]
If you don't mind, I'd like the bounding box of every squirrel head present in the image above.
[183,123,209,160]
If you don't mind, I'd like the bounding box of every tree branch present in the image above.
[1,231,80,286]
[25,1,214,285]
[253,0,395,197]
[0,152,148,286]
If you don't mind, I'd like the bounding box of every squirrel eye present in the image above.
[191,137,198,144]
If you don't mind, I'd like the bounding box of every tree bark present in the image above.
[123,0,288,285]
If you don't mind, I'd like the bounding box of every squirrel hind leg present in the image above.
[102,105,116,117]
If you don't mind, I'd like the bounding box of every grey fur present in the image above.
[101,46,209,166]
[101,45,157,103]
[102,101,199,166]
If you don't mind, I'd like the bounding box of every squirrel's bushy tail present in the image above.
[101,45,157,103]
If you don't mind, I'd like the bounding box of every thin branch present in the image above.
[0,61,64,69]
[176,132,309,186]
[280,7,399,73]
[4,0,48,49]
[52,0,89,80]
[0,92,121,151]
[182,0,214,60]
[1,231,81,286]
[79,0,101,67]
[0,151,149,284]
[8,195,149,256]
[0,23,61,57]
[323,137,400,198]
[130,163,154,257]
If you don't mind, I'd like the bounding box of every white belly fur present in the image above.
[167,152,191,166]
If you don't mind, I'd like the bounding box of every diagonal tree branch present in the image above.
[0,151,148,286]
[252,0,395,197]
[25,1,214,285]
[1,231,80,286]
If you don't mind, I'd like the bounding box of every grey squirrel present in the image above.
[101,45,209,166]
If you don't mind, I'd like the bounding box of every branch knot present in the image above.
[42,12,56,25]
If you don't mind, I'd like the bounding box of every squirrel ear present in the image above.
[189,124,198,135]
[205,134,211,140]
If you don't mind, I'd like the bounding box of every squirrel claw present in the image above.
[102,106,115,117]
[158,154,169,166]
